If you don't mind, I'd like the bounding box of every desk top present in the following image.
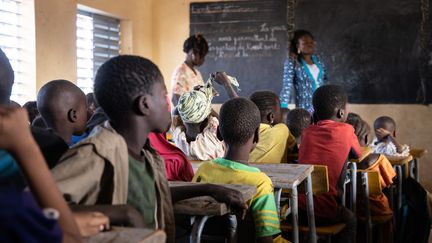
[250,163,314,189]
[410,148,428,158]
[387,155,413,166]
[350,146,372,163]
[84,227,165,243]
[169,181,256,216]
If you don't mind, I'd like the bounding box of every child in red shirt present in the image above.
[298,85,360,243]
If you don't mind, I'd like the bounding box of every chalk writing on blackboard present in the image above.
[190,0,288,103]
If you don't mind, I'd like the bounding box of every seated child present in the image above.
[23,101,39,124]
[172,72,237,161]
[371,116,410,158]
[285,108,312,145]
[37,80,88,145]
[86,92,98,119]
[193,97,283,243]
[51,55,247,243]
[346,113,394,241]
[298,85,358,243]
[249,91,296,163]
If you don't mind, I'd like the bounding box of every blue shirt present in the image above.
[0,150,26,190]
[280,55,327,111]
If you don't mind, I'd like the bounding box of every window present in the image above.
[76,10,120,94]
[0,0,35,104]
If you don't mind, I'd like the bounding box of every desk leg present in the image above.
[305,174,316,243]
[395,165,403,212]
[274,187,282,215]
[414,158,420,182]
[350,162,357,213]
[291,186,299,243]
[361,172,372,243]
[191,215,210,243]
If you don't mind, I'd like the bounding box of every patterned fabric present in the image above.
[171,62,205,96]
[280,55,327,111]
[193,158,281,237]
[249,123,297,163]
[172,116,226,161]
[177,83,214,123]
[127,156,157,228]
[370,138,410,158]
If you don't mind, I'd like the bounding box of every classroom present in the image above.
[0,0,431,242]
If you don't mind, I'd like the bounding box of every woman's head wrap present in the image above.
[177,74,240,124]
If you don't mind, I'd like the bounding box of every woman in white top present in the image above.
[171,34,208,106]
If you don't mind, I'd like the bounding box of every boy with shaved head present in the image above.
[37,80,87,145]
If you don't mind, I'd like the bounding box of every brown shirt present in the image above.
[52,121,175,242]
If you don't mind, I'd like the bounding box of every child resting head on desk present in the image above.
[371,116,410,158]
[249,91,297,163]
[193,97,288,243]
[299,85,359,243]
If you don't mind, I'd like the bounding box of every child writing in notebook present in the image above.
[194,97,287,243]
[298,85,359,243]
[249,91,296,163]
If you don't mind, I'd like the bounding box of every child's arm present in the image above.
[212,72,239,99]
[376,128,404,153]
[0,107,81,242]
[170,184,248,218]
[71,204,146,228]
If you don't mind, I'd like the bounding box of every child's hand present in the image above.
[0,106,33,152]
[211,72,231,87]
[73,212,110,237]
[376,128,392,140]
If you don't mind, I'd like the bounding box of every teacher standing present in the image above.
[280,30,327,111]
[171,34,208,106]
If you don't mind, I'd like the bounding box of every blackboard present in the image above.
[190,0,432,104]
[295,0,432,104]
[190,0,288,103]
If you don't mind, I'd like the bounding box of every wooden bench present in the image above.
[84,227,166,243]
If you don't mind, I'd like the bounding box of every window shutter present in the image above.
[76,10,120,94]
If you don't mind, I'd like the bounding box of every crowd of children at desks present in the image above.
[0,31,430,243]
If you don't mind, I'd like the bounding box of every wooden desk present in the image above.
[169,181,256,243]
[250,163,316,243]
[350,146,372,163]
[410,148,428,181]
[84,227,166,243]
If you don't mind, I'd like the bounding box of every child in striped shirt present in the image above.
[193,98,285,243]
